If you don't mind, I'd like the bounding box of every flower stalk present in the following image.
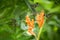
[25,10,45,40]
[36,10,44,40]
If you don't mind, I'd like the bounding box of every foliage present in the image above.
[0,0,60,40]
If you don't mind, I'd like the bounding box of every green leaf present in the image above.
[34,0,53,10]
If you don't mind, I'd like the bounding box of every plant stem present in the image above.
[34,34,37,40]
[37,27,43,40]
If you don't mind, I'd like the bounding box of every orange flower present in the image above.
[26,15,30,26]
[26,16,35,35]
[36,10,44,28]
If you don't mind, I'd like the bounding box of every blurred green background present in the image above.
[0,0,60,40]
